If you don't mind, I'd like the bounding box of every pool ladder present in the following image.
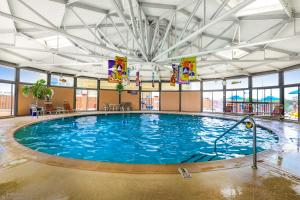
[182,115,257,169]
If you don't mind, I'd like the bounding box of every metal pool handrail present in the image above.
[213,115,257,169]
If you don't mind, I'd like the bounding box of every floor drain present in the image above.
[178,168,192,179]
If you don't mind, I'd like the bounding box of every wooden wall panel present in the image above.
[181,91,201,112]
[121,91,139,110]
[17,85,74,116]
[160,92,180,111]
[99,90,119,111]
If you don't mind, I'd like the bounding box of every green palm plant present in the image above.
[116,82,124,93]
[22,79,53,105]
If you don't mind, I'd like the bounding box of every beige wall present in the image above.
[121,91,139,110]
[18,84,32,116]
[50,87,74,109]
[17,85,74,116]
[160,92,180,111]
[99,90,119,111]
[181,91,201,112]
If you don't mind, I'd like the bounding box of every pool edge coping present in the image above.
[5,111,279,174]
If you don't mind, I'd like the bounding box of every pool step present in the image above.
[181,154,218,163]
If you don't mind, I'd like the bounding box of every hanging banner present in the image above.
[152,71,155,88]
[108,56,128,83]
[108,60,118,83]
[115,56,127,80]
[136,71,140,86]
[178,57,197,84]
[170,64,177,86]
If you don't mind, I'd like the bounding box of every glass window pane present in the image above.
[0,83,14,116]
[203,92,212,112]
[76,89,87,111]
[50,75,74,87]
[161,83,179,91]
[76,89,97,110]
[124,83,139,90]
[284,87,298,120]
[20,69,47,84]
[141,92,159,110]
[100,81,117,90]
[182,82,201,91]
[77,78,97,89]
[87,90,97,110]
[252,73,278,88]
[226,77,248,89]
[0,65,15,81]
[141,82,159,91]
[213,91,223,112]
[203,80,223,90]
[284,68,300,85]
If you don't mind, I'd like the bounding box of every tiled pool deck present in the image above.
[0,111,300,200]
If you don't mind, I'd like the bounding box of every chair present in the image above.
[30,106,39,118]
[225,104,233,113]
[44,102,57,114]
[272,105,284,119]
[243,103,253,114]
[63,101,75,113]
[103,103,109,111]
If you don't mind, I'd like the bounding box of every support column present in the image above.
[279,71,285,116]
[73,77,77,109]
[14,68,20,116]
[179,84,182,112]
[47,72,51,86]
[159,82,162,111]
[97,79,100,111]
[200,80,203,112]
[249,75,253,113]
[139,85,141,111]
[223,79,226,113]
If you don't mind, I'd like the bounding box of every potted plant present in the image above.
[116,82,124,93]
[22,79,53,106]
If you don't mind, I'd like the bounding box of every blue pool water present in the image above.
[14,114,278,164]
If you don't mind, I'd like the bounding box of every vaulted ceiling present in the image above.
[0,0,299,80]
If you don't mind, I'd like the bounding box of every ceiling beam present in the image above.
[0,11,142,60]
[152,0,255,61]
[111,0,148,61]
[161,34,300,61]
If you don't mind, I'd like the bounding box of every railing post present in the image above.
[252,118,257,169]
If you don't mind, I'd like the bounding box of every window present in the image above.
[216,48,248,59]
[77,78,97,89]
[182,82,201,91]
[141,82,159,91]
[252,88,280,115]
[76,89,97,111]
[37,35,72,48]
[20,69,47,84]
[50,74,74,87]
[284,68,300,85]
[226,77,248,89]
[203,80,223,90]
[124,83,139,91]
[203,91,223,112]
[0,83,15,116]
[141,92,159,111]
[100,81,117,90]
[284,87,299,120]
[235,0,283,17]
[161,83,179,91]
[0,65,15,81]
[252,73,278,88]
[226,90,249,113]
